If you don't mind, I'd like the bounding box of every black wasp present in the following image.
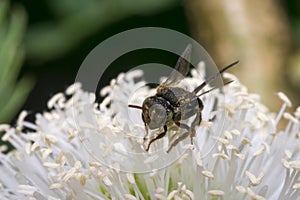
[129,44,238,153]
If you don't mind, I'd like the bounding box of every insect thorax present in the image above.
[156,87,201,121]
[157,87,190,106]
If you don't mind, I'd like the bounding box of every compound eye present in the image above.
[148,104,167,129]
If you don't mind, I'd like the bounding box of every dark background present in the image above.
[15,1,190,118]
[3,0,300,124]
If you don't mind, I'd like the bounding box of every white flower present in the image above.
[0,63,300,200]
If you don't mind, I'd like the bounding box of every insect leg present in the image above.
[188,98,203,144]
[143,123,149,143]
[167,131,189,153]
[168,107,202,153]
[167,121,191,153]
[175,121,190,131]
[169,121,189,142]
[190,111,201,144]
[145,125,168,152]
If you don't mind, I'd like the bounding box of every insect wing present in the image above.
[161,44,192,87]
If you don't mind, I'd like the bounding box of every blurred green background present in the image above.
[1,0,300,125]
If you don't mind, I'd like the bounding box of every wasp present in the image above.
[129,44,238,153]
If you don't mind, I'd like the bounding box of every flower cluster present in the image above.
[0,63,299,200]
